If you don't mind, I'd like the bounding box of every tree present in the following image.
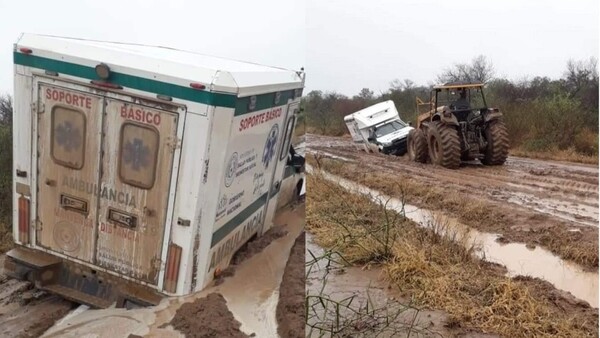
[437,55,495,84]
[304,90,347,135]
[0,94,12,125]
[357,88,374,101]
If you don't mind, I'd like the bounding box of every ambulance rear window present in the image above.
[118,123,159,189]
[51,106,86,170]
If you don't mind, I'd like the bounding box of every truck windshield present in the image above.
[375,120,406,137]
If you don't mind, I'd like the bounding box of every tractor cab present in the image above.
[431,82,489,122]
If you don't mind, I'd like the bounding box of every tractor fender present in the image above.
[433,110,459,126]
[484,111,503,123]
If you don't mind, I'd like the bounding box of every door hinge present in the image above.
[34,102,45,114]
[167,137,182,151]
[35,219,43,231]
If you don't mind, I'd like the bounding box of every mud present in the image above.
[307,134,599,270]
[214,225,288,286]
[167,293,248,338]
[313,168,599,308]
[276,232,305,338]
[0,256,75,338]
[305,234,496,338]
[307,133,599,226]
[307,171,598,336]
[5,205,305,338]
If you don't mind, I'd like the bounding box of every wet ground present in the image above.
[307,134,599,271]
[313,169,598,308]
[305,234,499,338]
[0,204,305,337]
[0,256,75,338]
[276,231,305,338]
[307,134,598,228]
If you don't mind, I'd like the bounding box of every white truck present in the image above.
[5,33,306,308]
[344,100,413,155]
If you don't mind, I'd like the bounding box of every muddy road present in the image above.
[0,204,305,338]
[307,134,599,271]
[307,134,598,228]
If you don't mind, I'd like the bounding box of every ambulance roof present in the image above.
[14,33,303,97]
[345,100,399,129]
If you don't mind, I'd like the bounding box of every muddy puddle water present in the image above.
[311,168,599,308]
[42,207,305,338]
[306,234,451,337]
[307,148,354,162]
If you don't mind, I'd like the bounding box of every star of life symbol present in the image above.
[55,121,82,152]
[225,152,238,187]
[262,124,279,169]
[123,138,151,171]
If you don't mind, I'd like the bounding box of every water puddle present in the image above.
[42,206,305,337]
[311,168,599,308]
[307,149,354,162]
[306,234,444,337]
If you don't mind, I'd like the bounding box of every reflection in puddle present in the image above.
[312,168,599,308]
[305,234,448,337]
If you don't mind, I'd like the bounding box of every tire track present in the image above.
[307,134,599,227]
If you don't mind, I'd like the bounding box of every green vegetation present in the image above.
[303,56,598,162]
[0,94,12,253]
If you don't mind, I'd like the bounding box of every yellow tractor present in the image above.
[408,82,508,169]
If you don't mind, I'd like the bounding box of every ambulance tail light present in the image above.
[19,48,32,54]
[18,196,30,244]
[189,83,206,90]
[164,243,182,293]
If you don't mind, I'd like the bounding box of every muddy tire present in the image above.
[481,120,509,165]
[408,129,428,163]
[427,121,460,169]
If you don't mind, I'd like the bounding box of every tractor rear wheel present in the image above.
[408,129,428,163]
[481,120,509,165]
[427,121,460,169]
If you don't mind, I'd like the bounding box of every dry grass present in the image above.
[306,172,598,337]
[308,155,599,270]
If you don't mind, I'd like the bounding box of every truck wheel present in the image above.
[408,129,428,163]
[481,120,509,165]
[427,121,460,169]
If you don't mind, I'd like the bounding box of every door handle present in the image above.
[45,179,56,187]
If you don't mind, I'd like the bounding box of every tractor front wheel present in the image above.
[481,120,509,165]
[427,121,461,169]
[407,128,428,163]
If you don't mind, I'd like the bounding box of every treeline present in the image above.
[303,56,598,157]
[0,94,12,251]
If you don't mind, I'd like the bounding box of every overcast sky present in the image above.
[0,0,598,97]
[0,0,305,95]
[306,0,599,95]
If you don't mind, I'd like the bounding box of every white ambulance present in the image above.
[5,33,305,308]
[344,100,413,155]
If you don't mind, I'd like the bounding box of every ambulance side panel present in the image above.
[199,95,292,288]
[193,105,235,292]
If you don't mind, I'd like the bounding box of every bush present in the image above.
[0,125,11,222]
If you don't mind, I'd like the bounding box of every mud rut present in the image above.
[0,205,306,338]
[307,134,599,228]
